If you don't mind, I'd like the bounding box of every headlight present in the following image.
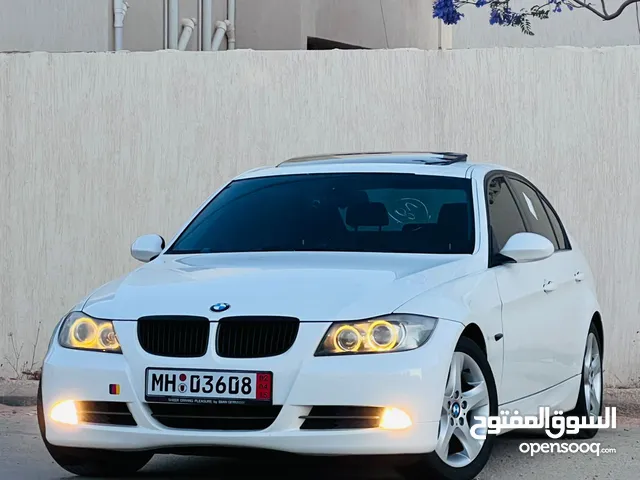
[315,314,438,356]
[58,312,122,353]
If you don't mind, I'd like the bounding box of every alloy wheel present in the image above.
[583,332,602,418]
[436,352,490,468]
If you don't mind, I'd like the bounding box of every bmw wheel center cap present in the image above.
[210,303,230,313]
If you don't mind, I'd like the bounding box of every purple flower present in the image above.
[502,7,514,22]
[489,9,503,24]
[433,0,464,24]
[488,6,522,25]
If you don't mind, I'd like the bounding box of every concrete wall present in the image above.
[1,0,638,52]
[306,0,442,49]
[123,0,443,51]
[0,0,441,52]
[0,0,111,52]
[1,48,640,386]
[453,0,640,48]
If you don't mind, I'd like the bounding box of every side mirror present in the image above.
[131,234,165,263]
[499,232,554,263]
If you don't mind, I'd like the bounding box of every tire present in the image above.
[400,337,498,480]
[564,322,604,440]
[37,380,153,477]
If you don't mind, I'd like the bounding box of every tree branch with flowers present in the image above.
[433,0,640,34]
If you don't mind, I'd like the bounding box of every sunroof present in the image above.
[277,151,468,167]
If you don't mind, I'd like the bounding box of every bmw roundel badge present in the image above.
[210,303,230,313]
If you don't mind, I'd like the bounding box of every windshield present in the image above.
[166,173,475,255]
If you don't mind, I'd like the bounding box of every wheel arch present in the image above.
[591,311,604,360]
[460,323,487,356]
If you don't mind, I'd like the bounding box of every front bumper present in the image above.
[41,319,463,455]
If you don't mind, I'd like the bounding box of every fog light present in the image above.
[51,400,78,425]
[379,407,412,430]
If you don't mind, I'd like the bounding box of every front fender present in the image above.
[395,270,504,401]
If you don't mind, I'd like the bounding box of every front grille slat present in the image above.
[244,325,250,357]
[138,316,210,357]
[216,317,300,358]
[256,325,262,356]
[159,321,165,356]
[251,324,257,358]
[148,403,282,431]
[270,324,276,355]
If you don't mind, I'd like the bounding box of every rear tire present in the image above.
[400,337,498,480]
[564,323,604,439]
[37,380,153,477]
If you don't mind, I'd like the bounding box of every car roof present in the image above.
[234,152,516,181]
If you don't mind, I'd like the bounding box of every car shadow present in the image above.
[54,430,574,480]
[58,455,403,480]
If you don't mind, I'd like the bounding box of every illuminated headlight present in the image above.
[58,312,122,353]
[315,314,438,356]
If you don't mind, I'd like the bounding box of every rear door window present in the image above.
[541,197,570,250]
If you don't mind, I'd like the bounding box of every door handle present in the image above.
[574,271,585,283]
[543,280,557,293]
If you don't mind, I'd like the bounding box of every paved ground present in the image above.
[1,405,639,480]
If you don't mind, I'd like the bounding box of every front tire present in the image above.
[401,337,498,480]
[37,380,153,477]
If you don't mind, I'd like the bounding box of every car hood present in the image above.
[82,252,474,321]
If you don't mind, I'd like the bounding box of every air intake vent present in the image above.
[300,406,384,430]
[76,401,136,426]
[137,316,210,358]
[147,403,282,431]
[215,317,300,359]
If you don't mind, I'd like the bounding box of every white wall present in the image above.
[235,0,442,50]
[453,0,640,48]
[0,0,110,52]
[309,0,440,49]
[1,48,639,386]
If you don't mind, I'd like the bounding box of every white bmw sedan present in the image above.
[37,152,604,480]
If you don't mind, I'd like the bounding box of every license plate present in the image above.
[145,368,273,405]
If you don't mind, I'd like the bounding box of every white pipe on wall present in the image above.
[196,0,202,50]
[202,0,213,51]
[178,18,197,51]
[113,0,129,51]
[162,0,169,49]
[227,0,236,50]
[168,0,179,49]
[211,20,230,51]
